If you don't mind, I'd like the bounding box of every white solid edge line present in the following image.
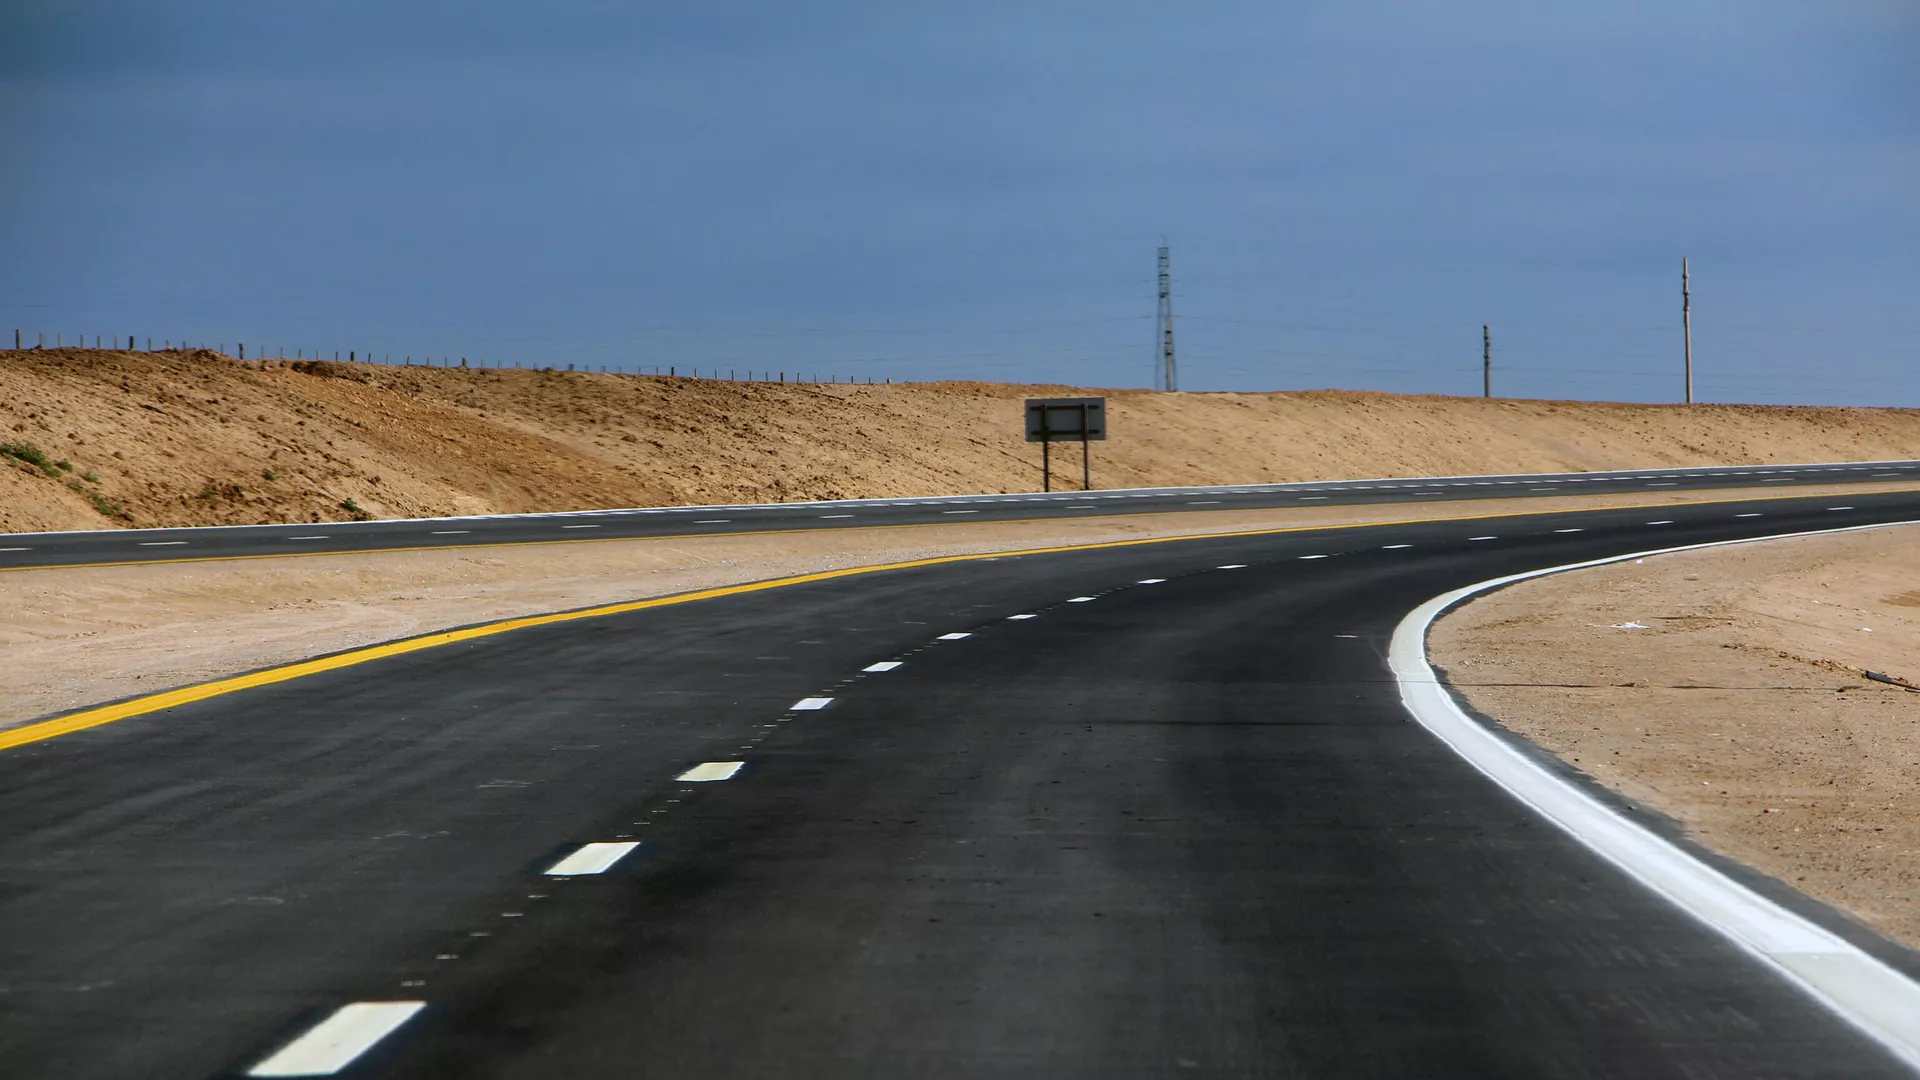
[545,840,643,876]
[791,697,834,710]
[247,1001,427,1077]
[676,761,746,783]
[1388,518,1920,1071]
[864,660,904,671]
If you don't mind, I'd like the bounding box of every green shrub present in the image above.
[0,441,58,478]
[85,490,127,519]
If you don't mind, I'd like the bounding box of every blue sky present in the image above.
[2,2,1914,403]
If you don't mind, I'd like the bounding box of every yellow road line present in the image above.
[4,485,1918,756]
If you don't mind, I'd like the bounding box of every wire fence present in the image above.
[5,323,1906,406]
[1,329,899,386]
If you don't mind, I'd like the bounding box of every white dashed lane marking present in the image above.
[1553,528,1584,534]
[937,632,973,640]
[819,514,855,519]
[863,661,904,671]
[1297,555,1327,560]
[791,697,835,710]
[560,524,600,530]
[287,535,330,540]
[1382,544,1413,550]
[694,519,731,524]
[1006,614,1038,620]
[942,510,979,515]
[138,541,187,546]
[1736,513,1763,518]
[430,530,469,535]
[1828,506,1855,511]
[1218,564,1249,569]
[1067,597,1097,603]
[0,547,29,551]
[1137,578,1166,584]
[545,841,643,876]
[676,761,746,782]
[1647,520,1675,526]
[1468,536,1498,541]
[246,1001,426,1078]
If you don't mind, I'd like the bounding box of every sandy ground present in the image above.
[9,486,1903,732]
[9,348,1920,533]
[1433,525,1920,949]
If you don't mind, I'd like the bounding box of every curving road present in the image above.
[4,487,1920,1077]
[3,458,1920,570]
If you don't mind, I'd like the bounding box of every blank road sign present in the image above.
[1025,398,1107,442]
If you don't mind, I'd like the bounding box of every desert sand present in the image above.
[9,347,1920,533]
[1433,525,1920,948]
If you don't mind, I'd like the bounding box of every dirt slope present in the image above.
[7,348,1920,533]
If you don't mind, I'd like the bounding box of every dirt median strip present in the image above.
[1432,520,1920,951]
[5,483,1914,736]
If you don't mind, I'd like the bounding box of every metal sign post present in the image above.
[1025,397,1106,493]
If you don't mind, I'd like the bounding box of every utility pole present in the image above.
[1682,257,1693,404]
[1482,325,1491,398]
[1156,241,1177,391]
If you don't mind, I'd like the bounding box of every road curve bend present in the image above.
[4,488,1920,1078]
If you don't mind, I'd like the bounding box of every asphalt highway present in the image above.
[4,458,1920,569]
[5,488,1920,1077]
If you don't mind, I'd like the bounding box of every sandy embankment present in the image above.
[9,348,1920,534]
[1433,525,1920,949]
[10,486,1904,732]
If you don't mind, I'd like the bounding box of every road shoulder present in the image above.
[1431,523,1920,950]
